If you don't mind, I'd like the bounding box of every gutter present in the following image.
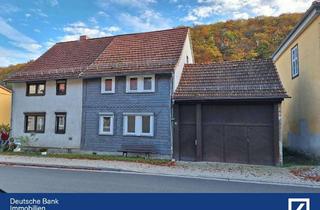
[0,85,12,93]
[173,96,290,103]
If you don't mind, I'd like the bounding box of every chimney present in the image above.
[80,35,88,41]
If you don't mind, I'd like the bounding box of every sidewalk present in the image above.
[0,154,319,188]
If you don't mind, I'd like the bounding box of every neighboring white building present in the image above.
[11,79,83,148]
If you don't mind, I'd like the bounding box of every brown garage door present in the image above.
[175,103,277,165]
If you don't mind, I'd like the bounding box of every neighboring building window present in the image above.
[24,113,45,133]
[126,75,155,93]
[101,77,115,93]
[291,45,299,78]
[56,80,67,95]
[99,113,114,135]
[26,82,46,96]
[123,113,154,136]
[186,56,189,64]
[55,112,66,134]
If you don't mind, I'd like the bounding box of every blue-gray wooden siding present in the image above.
[81,74,172,155]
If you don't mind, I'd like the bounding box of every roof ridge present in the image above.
[7,27,189,82]
[56,27,189,44]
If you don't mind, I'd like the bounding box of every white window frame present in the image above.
[126,75,155,93]
[99,112,114,135]
[291,45,299,78]
[101,77,115,94]
[123,113,154,137]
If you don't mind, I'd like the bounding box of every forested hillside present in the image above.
[190,13,302,63]
[0,63,29,84]
[0,13,303,82]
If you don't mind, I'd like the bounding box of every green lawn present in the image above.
[0,151,174,166]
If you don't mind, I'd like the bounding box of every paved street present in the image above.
[0,165,319,193]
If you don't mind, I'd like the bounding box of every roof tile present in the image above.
[7,28,189,82]
[174,59,288,100]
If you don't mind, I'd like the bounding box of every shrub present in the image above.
[0,124,10,133]
[15,134,38,147]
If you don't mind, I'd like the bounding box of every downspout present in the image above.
[9,84,14,136]
[278,103,283,166]
[170,72,174,160]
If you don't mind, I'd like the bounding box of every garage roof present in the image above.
[174,59,288,100]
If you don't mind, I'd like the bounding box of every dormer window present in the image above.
[126,75,155,93]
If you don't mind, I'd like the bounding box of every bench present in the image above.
[118,144,156,158]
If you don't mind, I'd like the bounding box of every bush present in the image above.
[283,147,320,166]
[15,134,38,147]
[39,148,48,153]
[0,137,17,152]
[0,124,10,133]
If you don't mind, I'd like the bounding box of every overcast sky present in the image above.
[0,0,313,67]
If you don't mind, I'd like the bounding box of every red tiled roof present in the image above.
[7,27,189,82]
[174,59,288,100]
[84,27,189,77]
[7,37,113,82]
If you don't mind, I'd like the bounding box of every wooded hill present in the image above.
[0,13,303,82]
[190,13,302,63]
[0,63,29,84]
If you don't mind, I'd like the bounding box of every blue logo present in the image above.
[288,198,310,210]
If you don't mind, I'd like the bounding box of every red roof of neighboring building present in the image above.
[7,27,189,82]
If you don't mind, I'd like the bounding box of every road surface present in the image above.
[0,165,319,193]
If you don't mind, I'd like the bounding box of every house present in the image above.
[173,60,288,165]
[7,28,193,155]
[272,1,320,156]
[0,85,12,126]
[7,27,286,165]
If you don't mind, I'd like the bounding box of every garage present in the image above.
[173,59,288,165]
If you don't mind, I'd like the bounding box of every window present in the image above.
[56,80,67,95]
[101,77,115,93]
[291,45,299,78]
[186,55,189,64]
[55,113,66,134]
[123,113,154,136]
[26,82,46,96]
[99,113,114,135]
[24,113,45,133]
[130,78,138,91]
[143,77,152,90]
[126,75,155,93]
